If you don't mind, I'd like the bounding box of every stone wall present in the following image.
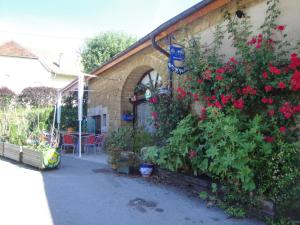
[88,0,300,132]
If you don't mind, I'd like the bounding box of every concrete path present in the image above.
[0,156,264,225]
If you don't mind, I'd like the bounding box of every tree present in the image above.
[0,87,15,109]
[81,31,136,72]
[17,87,57,107]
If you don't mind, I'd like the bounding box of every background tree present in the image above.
[0,87,15,109]
[81,31,136,72]
[17,87,57,107]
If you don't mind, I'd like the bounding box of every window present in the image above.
[102,114,107,127]
[93,115,101,134]
[134,70,162,95]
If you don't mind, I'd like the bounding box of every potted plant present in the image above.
[139,162,154,177]
[122,111,134,122]
[105,127,135,173]
[139,146,159,177]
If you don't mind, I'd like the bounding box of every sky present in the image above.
[0,0,200,70]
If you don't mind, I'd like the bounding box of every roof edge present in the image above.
[0,53,38,60]
[91,0,229,78]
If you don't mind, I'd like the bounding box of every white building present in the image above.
[0,41,78,94]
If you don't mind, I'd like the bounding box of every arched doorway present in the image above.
[134,70,161,132]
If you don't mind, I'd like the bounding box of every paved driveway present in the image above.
[0,156,264,225]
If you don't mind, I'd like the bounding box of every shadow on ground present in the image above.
[40,156,265,225]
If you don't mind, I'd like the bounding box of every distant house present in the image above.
[0,41,78,94]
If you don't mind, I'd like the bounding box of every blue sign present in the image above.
[168,44,187,75]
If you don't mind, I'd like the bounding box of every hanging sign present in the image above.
[168,44,187,75]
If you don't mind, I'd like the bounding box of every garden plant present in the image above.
[146,0,300,223]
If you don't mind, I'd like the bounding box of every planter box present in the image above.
[3,143,21,162]
[22,147,44,169]
[0,142,4,156]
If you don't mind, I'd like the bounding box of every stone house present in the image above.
[87,0,300,133]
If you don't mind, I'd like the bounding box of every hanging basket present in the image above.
[122,114,134,122]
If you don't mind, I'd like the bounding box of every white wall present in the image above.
[0,56,75,93]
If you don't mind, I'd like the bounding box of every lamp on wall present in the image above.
[236,10,245,19]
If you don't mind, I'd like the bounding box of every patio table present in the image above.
[60,131,92,153]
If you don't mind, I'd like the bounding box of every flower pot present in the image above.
[111,163,118,170]
[139,163,154,177]
[122,114,134,122]
[67,127,74,133]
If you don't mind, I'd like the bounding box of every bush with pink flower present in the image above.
[147,0,300,221]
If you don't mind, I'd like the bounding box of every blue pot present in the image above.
[122,114,134,121]
[139,163,154,177]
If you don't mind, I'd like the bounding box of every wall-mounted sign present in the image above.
[168,44,188,75]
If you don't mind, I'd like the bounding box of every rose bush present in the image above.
[147,0,300,220]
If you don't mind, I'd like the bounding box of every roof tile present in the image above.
[0,41,37,59]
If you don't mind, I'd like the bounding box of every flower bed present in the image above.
[22,147,45,169]
[0,142,60,169]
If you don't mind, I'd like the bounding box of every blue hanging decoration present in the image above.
[168,44,188,75]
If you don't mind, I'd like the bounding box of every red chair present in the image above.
[61,134,76,155]
[95,133,106,151]
[84,135,97,154]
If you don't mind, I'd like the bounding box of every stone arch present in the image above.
[120,61,165,126]
[121,65,153,115]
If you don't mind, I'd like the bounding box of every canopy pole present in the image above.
[78,73,84,158]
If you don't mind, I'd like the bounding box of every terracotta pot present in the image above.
[111,163,118,170]
[67,127,74,133]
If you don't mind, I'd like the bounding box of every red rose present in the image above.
[193,93,199,101]
[197,78,203,84]
[278,82,286,89]
[264,136,275,143]
[262,72,268,79]
[233,98,244,110]
[279,102,294,119]
[203,96,210,101]
[290,70,300,91]
[268,109,275,117]
[268,98,274,105]
[289,54,300,70]
[242,85,256,95]
[216,68,225,74]
[203,69,212,80]
[214,101,223,109]
[277,25,285,31]
[291,53,298,58]
[229,57,238,64]
[269,65,281,75]
[221,94,231,105]
[189,150,197,160]
[151,112,158,119]
[264,85,273,92]
[256,44,261,49]
[279,126,286,133]
[211,95,216,101]
[149,96,158,104]
[261,97,269,104]
[199,107,207,120]
[216,75,224,81]
[294,105,300,113]
[176,87,187,98]
[248,37,256,45]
